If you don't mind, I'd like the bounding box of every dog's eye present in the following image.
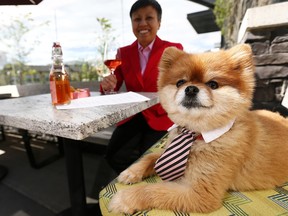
[176,79,186,88]
[206,81,218,89]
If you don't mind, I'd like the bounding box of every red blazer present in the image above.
[111,36,183,131]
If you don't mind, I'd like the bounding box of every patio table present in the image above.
[0,92,159,216]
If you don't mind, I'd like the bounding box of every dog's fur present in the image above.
[109,44,288,214]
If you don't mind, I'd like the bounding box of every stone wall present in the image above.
[238,2,288,116]
[242,28,288,115]
[249,28,288,80]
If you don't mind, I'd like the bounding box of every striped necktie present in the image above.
[154,128,198,181]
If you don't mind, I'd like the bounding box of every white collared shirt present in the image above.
[168,119,236,143]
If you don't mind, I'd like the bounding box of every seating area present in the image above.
[1,78,287,216]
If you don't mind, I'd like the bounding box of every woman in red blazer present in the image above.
[96,0,183,190]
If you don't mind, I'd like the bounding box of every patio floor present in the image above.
[0,130,105,216]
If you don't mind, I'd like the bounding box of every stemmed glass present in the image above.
[103,47,121,94]
[104,59,122,75]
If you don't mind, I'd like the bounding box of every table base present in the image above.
[0,165,8,181]
[57,203,101,216]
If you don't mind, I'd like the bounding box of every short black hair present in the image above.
[129,0,162,21]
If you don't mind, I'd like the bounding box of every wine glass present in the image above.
[104,59,122,75]
[103,48,121,94]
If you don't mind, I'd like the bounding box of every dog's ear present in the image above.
[229,44,252,58]
[228,44,254,71]
[159,47,185,71]
[227,44,255,101]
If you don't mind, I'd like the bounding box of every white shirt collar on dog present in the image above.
[168,119,235,144]
[201,119,235,143]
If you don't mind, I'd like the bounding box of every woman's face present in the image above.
[131,5,161,48]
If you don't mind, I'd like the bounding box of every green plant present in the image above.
[213,0,232,35]
[0,12,49,84]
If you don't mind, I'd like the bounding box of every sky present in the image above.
[0,0,221,66]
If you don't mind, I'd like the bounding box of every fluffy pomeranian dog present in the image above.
[109,44,288,214]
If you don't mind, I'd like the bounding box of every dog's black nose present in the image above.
[185,86,199,96]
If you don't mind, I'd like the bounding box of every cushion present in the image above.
[99,134,288,215]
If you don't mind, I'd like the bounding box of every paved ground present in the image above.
[0,128,105,216]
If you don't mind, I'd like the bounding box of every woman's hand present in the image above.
[100,74,117,92]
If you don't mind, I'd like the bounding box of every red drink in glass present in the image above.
[104,59,122,73]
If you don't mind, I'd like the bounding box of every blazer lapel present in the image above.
[135,59,144,88]
[128,42,144,88]
[142,37,162,83]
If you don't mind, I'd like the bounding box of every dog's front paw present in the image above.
[118,168,143,184]
[108,190,137,214]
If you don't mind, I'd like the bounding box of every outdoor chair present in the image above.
[99,132,288,216]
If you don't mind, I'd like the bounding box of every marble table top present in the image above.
[0,92,159,140]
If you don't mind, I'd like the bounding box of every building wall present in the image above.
[222,0,286,48]
[236,2,288,116]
